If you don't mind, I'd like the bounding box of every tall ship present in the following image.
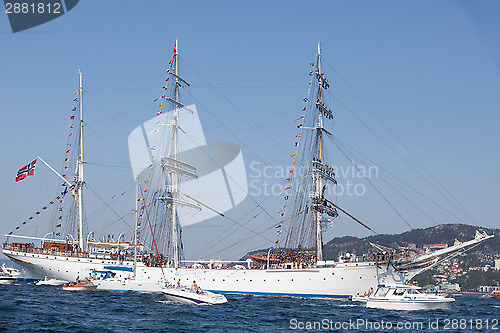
[2,42,493,297]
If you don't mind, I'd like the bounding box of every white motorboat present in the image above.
[350,294,369,303]
[366,284,455,311]
[350,286,374,302]
[0,263,20,285]
[161,286,228,305]
[35,276,68,286]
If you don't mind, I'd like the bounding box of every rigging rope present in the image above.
[7,195,61,235]
[332,135,470,225]
[331,138,414,229]
[139,183,165,280]
[181,58,290,155]
[86,184,133,232]
[333,137,439,225]
[323,80,479,227]
[325,199,376,234]
[322,57,480,227]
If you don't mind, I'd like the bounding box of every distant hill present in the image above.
[323,223,500,260]
[243,224,499,261]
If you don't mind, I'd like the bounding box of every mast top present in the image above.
[317,43,321,56]
[78,69,82,88]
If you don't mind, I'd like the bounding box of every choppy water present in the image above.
[0,283,498,332]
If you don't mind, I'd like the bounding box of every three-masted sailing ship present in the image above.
[2,42,493,297]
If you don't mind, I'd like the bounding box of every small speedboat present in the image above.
[350,294,369,303]
[482,291,500,298]
[0,263,20,285]
[62,280,98,291]
[350,287,374,303]
[36,276,68,286]
[161,286,227,305]
[365,284,455,311]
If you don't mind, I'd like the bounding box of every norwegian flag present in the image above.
[15,159,37,182]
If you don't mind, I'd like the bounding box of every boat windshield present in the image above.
[374,287,389,297]
[393,288,406,296]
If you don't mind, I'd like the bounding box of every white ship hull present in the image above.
[0,277,17,285]
[365,298,454,311]
[3,248,413,297]
[97,278,165,292]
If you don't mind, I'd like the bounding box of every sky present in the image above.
[1,0,499,260]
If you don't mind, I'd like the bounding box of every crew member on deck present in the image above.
[191,280,198,292]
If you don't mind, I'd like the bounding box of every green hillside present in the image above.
[323,223,499,260]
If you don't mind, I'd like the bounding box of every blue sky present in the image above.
[1,1,499,259]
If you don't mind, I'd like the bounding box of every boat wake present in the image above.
[335,304,358,308]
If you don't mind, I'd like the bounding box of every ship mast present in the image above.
[161,40,198,268]
[171,39,180,268]
[75,70,85,251]
[314,44,324,262]
[309,43,337,262]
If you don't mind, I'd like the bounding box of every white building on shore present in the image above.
[440,282,460,292]
[479,285,500,293]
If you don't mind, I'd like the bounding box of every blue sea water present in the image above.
[0,283,498,332]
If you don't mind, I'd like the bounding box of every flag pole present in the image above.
[37,156,72,187]
[76,70,85,251]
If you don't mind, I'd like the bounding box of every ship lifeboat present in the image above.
[62,280,97,291]
[250,255,281,264]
